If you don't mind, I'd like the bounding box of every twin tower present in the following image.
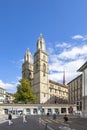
[22,34,49,103]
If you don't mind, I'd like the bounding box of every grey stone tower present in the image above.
[22,49,33,80]
[33,34,49,103]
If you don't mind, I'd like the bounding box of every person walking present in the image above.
[63,114,68,122]
[8,112,13,125]
[22,113,27,123]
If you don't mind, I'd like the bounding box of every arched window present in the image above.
[40,41,42,49]
[43,55,45,61]
[36,63,38,70]
[43,63,46,76]
[27,54,29,62]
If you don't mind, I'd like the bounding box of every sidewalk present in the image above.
[0,114,18,124]
[0,115,46,130]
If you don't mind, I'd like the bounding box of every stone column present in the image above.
[52,108,55,114]
[30,108,33,115]
[66,108,69,114]
[23,108,26,114]
[44,108,48,115]
[58,107,61,115]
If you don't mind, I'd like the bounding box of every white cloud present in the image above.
[72,35,84,40]
[55,42,71,48]
[83,35,87,41]
[47,47,54,54]
[72,34,87,41]
[49,72,63,82]
[58,45,87,60]
[49,59,84,83]
[48,40,87,84]
[0,80,17,93]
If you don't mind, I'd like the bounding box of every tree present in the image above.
[14,78,36,103]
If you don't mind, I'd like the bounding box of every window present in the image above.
[40,41,42,49]
[43,63,46,76]
[61,108,66,113]
[36,55,38,61]
[33,108,37,115]
[44,93,46,97]
[43,55,45,61]
[50,89,52,92]
[36,63,38,70]
[27,54,29,61]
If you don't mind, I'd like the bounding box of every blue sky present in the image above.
[0,0,87,93]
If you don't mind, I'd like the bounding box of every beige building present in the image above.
[22,34,68,104]
[67,74,82,111]
[67,61,87,117]
[0,87,6,104]
[5,92,14,103]
[0,103,76,115]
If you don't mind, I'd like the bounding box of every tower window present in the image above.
[44,93,46,97]
[43,55,45,61]
[36,55,38,61]
[40,41,42,49]
[36,63,38,70]
[27,54,29,62]
[43,63,46,76]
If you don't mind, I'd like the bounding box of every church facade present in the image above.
[22,35,68,104]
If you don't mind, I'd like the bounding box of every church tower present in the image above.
[33,34,49,103]
[63,70,66,85]
[22,49,33,80]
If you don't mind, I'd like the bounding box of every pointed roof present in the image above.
[77,61,87,72]
[63,70,66,85]
[37,34,46,51]
[24,49,33,63]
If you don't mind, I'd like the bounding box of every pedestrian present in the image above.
[53,113,56,120]
[8,112,13,125]
[22,113,27,123]
[63,114,68,122]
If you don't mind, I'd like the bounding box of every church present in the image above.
[22,34,68,104]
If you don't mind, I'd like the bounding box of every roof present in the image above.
[49,79,67,88]
[0,87,5,90]
[67,74,82,85]
[77,61,87,72]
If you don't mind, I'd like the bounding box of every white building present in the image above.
[0,87,6,104]
[78,61,87,117]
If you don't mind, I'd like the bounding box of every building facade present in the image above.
[5,92,14,103]
[77,61,87,117]
[67,75,82,111]
[0,103,76,115]
[0,87,6,104]
[22,34,68,104]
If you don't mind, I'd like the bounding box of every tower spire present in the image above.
[24,49,33,63]
[63,70,66,85]
[36,34,46,51]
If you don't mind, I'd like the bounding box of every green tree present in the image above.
[14,78,36,103]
